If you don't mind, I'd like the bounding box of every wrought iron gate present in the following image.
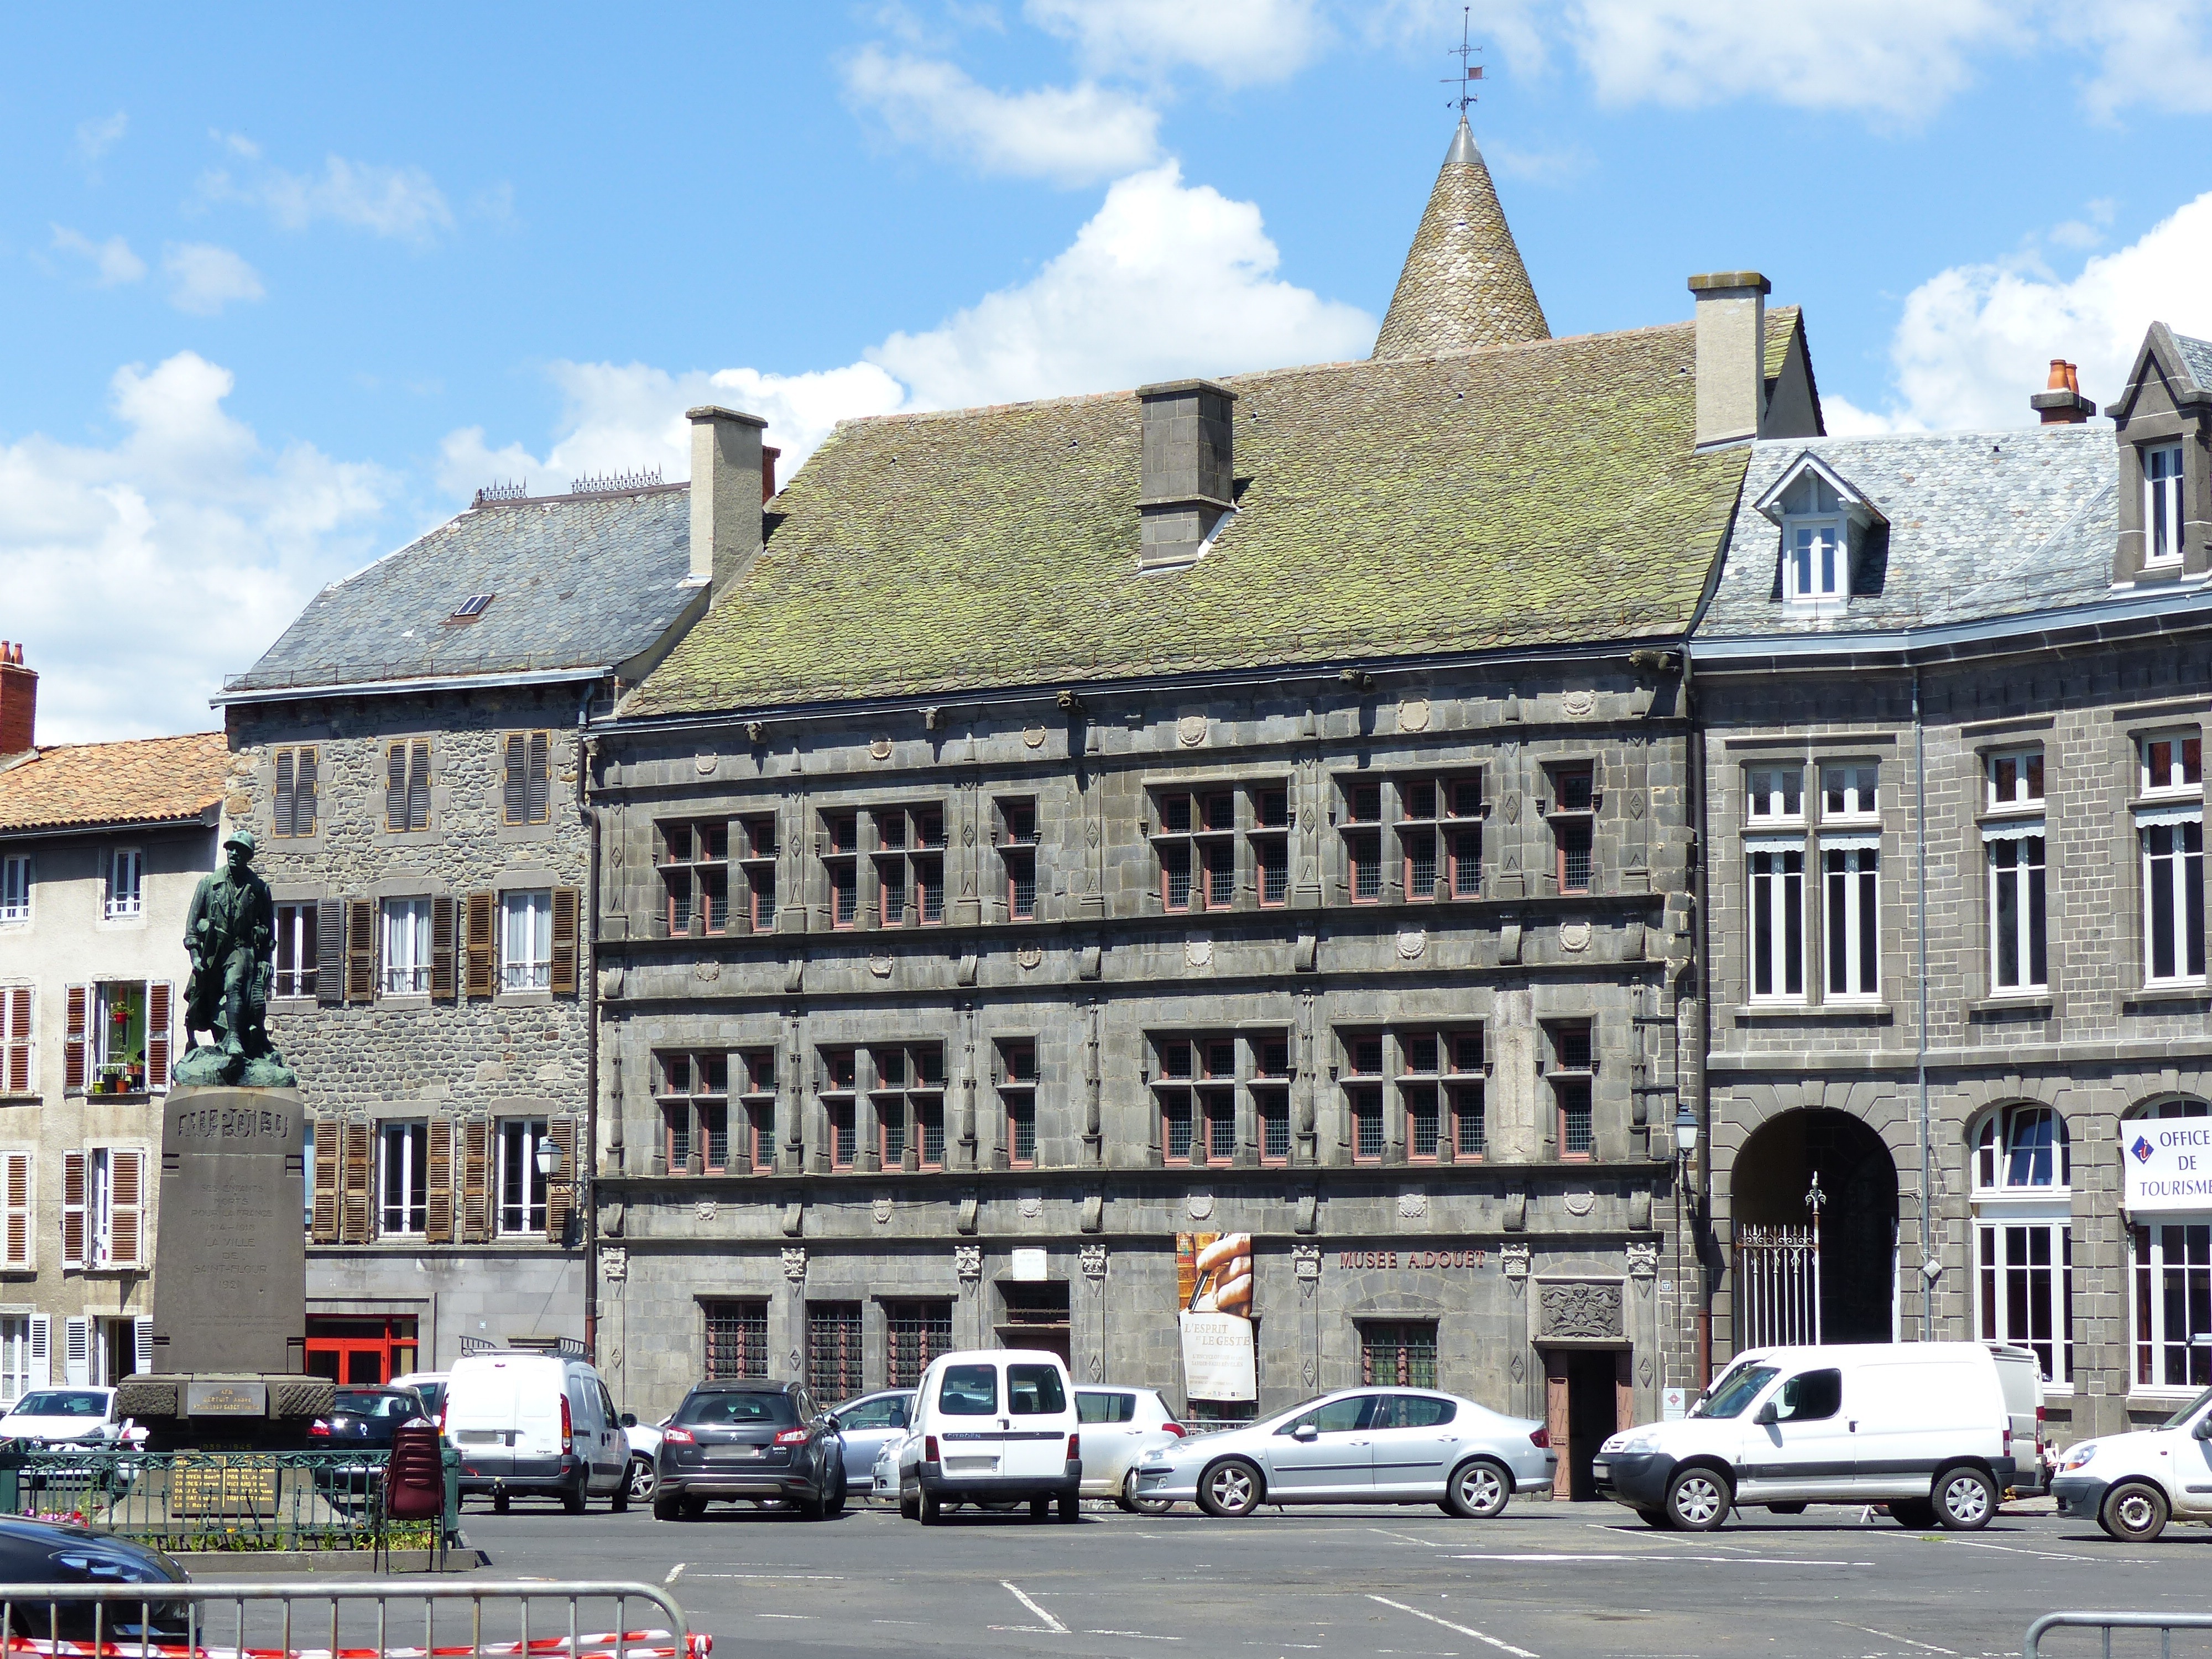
[1735,1223,1821,1348]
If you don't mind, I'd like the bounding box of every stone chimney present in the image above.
[685,405,768,597]
[0,642,34,758]
[1137,379,1238,571]
[1688,272,1771,451]
[2030,359,2096,425]
[762,445,783,504]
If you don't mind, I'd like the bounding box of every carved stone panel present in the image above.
[1531,1276,1627,1346]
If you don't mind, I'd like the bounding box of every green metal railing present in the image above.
[0,1443,458,1552]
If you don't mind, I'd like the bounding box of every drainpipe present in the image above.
[1912,666,1932,1343]
[1684,650,1713,1387]
[579,681,599,1364]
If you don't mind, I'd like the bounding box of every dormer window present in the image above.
[2146,444,2184,566]
[1787,517,1843,603]
[1754,453,1885,614]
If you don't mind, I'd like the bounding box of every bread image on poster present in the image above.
[1177,1231,1256,1403]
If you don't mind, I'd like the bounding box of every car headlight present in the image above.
[2060,1443,2098,1470]
[1601,1432,1657,1455]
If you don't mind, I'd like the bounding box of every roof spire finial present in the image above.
[1441,6,1483,117]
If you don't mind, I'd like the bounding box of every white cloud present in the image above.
[197,145,454,245]
[0,353,392,742]
[844,45,1161,184]
[50,226,147,286]
[75,110,127,165]
[1024,0,1328,85]
[163,243,265,315]
[2055,0,2212,118]
[1849,190,2212,431]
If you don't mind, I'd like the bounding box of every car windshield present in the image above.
[335,1391,420,1418]
[1691,1364,1778,1420]
[10,1392,107,1418]
[2162,1385,2212,1430]
[674,1390,798,1427]
[411,1383,446,1416]
[939,1365,999,1416]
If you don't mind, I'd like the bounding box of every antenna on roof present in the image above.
[1442,5,1483,115]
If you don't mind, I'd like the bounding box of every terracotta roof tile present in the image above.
[0,731,228,835]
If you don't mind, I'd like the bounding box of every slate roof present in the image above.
[625,314,1807,718]
[228,486,697,695]
[2172,331,2212,389]
[0,731,226,835]
[1699,426,2117,640]
[1371,121,1548,359]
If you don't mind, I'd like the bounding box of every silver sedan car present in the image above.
[1133,1386,1554,1518]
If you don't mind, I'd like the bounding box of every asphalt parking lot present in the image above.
[450,1493,2212,1659]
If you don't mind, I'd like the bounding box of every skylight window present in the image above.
[449,593,495,622]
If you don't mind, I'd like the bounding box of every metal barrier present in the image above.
[0,1447,458,1552]
[2025,1612,2212,1658]
[0,1580,699,1659]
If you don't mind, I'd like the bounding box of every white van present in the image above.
[2051,1384,2212,1541]
[443,1349,631,1513]
[1594,1342,2017,1531]
[895,1348,1081,1524]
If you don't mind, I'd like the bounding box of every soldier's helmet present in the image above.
[222,827,258,857]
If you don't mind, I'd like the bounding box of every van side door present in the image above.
[1736,1368,1851,1503]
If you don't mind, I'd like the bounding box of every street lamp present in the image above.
[1672,1099,1699,1172]
[536,1138,564,1180]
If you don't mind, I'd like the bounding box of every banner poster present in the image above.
[1176,1230,1255,1403]
[2125,1117,2212,1214]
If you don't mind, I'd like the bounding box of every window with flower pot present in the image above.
[63,982,171,1095]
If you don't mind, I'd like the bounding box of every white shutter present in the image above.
[2,1150,29,1270]
[63,1316,90,1386]
[28,1316,48,1389]
[133,1315,152,1376]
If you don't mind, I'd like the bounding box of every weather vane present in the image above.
[1442,5,1484,115]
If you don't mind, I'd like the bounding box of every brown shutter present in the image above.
[425,1118,456,1244]
[545,1115,579,1241]
[2,1151,29,1270]
[3,987,29,1096]
[340,1120,373,1244]
[430,896,457,1000]
[144,982,171,1089]
[385,742,408,830]
[460,1119,491,1243]
[295,748,318,836]
[274,750,295,838]
[408,739,432,832]
[528,731,551,825]
[61,1151,85,1269]
[63,986,88,1093]
[315,899,343,1006]
[311,1115,340,1242]
[550,887,580,995]
[503,733,527,826]
[107,1150,143,1269]
[345,900,374,1003]
[464,891,496,998]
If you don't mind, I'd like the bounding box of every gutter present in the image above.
[212,664,613,708]
[1691,583,2212,667]
[0,812,221,845]
[578,680,600,1365]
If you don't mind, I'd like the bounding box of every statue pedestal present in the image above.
[113,1373,336,1453]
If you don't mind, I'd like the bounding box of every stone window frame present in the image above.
[1966,1101,2074,1391]
[101,846,144,924]
[994,796,1040,923]
[1542,760,1599,897]
[871,804,948,930]
[2125,721,2208,992]
[1543,1020,1597,1162]
[1978,742,2052,1000]
[1147,1027,1293,1169]
[269,745,321,843]
[378,735,439,841]
[0,853,30,926]
[2124,1097,2212,1398]
[872,1040,948,1173]
[376,1120,430,1238]
[1324,769,1489,909]
[814,799,962,934]
[994,1037,1036,1170]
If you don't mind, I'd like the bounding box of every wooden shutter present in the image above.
[345,900,374,1003]
[62,1317,89,1387]
[61,1151,85,1269]
[460,1120,492,1243]
[2,987,29,1096]
[504,734,528,826]
[295,748,318,835]
[274,750,295,838]
[63,985,88,1093]
[425,1118,456,1244]
[545,1115,579,1242]
[430,896,457,1000]
[529,731,551,824]
[144,983,171,1090]
[408,739,432,832]
[107,1150,144,1268]
[311,1115,340,1242]
[464,891,496,998]
[340,1120,373,1244]
[316,899,343,1006]
[550,887,581,995]
[385,742,408,830]
[27,1316,48,1389]
[3,1151,30,1269]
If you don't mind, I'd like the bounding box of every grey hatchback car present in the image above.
[651,1380,848,1521]
[1133,1386,1554,1517]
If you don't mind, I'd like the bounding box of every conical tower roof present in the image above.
[1371,118,1548,359]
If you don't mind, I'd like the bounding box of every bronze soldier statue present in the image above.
[176,828,296,1087]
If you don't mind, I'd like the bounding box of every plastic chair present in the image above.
[377,1425,448,1572]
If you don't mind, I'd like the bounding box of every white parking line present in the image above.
[1929,1538,2099,1564]
[1003,1580,1070,1634]
[1083,1632,1184,1641]
[1368,1594,1539,1659]
[662,1563,684,1585]
[1835,1622,1958,1655]
[1448,1552,1876,1567]
[687,1573,850,1580]
[1370,1527,1430,1546]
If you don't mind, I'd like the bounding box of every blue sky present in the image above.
[9,1,2212,740]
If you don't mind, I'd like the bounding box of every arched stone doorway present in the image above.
[1732,1108,1898,1345]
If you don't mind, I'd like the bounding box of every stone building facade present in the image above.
[217,483,709,1378]
[0,652,226,1394]
[588,131,1823,1498]
[1690,326,2212,1446]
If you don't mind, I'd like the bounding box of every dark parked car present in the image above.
[652,1381,847,1522]
[0,1515,190,1641]
[310,1386,429,1505]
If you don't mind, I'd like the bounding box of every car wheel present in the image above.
[919,1489,943,1525]
[797,1491,826,1521]
[563,1485,587,1515]
[1767,1502,1807,1516]
[824,1475,847,1519]
[1934,1465,1996,1531]
[1058,1491,1079,1522]
[681,1495,708,1519]
[900,1493,920,1521]
[2099,1480,2168,1543]
[610,1477,629,1514]
[493,1491,510,1515]
[1196,1458,1263,1519]
[1446,1458,1512,1520]
[652,1490,683,1522]
[1888,1498,1937,1530]
[1119,1468,1172,1516]
[1029,1495,1050,1521]
[1665,1465,1730,1532]
[626,1458,658,1503]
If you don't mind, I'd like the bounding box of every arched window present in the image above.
[1970,1104,2073,1386]
[2128,1098,2212,1393]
